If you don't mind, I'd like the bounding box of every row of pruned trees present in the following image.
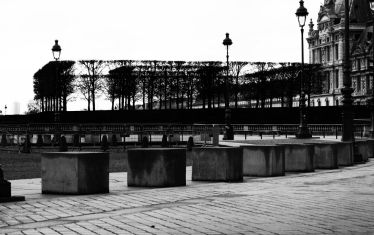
[241,62,322,108]
[33,60,322,112]
[33,61,75,112]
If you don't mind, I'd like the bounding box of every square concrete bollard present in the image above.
[41,152,109,194]
[313,143,338,169]
[127,148,186,187]
[367,139,374,158]
[336,142,354,166]
[277,144,314,172]
[64,135,73,144]
[242,145,285,177]
[43,135,52,145]
[85,134,93,144]
[192,147,243,182]
[356,140,370,162]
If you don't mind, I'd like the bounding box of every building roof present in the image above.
[337,0,370,23]
[352,25,373,55]
[319,0,371,23]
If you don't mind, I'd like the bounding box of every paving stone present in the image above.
[1,156,374,234]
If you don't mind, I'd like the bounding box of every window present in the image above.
[335,99,339,106]
[335,70,339,88]
[312,50,316,64]
[357,59,361,70]
[326,46,330,62]
[357,77,361,92]
[327,37,330,43]
[326,72,331,91]
[335,44,339,60]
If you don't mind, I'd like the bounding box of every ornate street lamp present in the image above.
[51,40,61,122]
[52,40,61,61]
[368,0,374,138]
[223,33,234,140]
[295,0,312,138]
[341,0,354,141]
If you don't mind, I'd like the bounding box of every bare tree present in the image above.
[78,60,107,111]
[230,61,248,108]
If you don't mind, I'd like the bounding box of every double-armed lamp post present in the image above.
[295,0,312,138]
[368,0,374,138]
[223,33,234,140]
[341,0,354,141]
[52,40,61,122]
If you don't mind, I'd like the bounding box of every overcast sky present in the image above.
[0,0,320,114]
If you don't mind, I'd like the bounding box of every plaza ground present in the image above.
[1,139,374,234]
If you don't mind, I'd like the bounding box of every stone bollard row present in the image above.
[38,139,370,197]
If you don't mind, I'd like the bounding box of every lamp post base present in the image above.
[295,127,312,139]
[223,108,234,140]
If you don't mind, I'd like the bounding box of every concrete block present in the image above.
[85,134,100,144]
[336,142,354,166]
[169,134,181,143]
[64,135,73,144]
[313,143,338,169]
[127,148,186,187]
[41,152,109,194]
[84,134,92,143]
[242,145,285,177]
[0,181,10,197]
[356,140,371,162]
[277,144,314,172]
[192,147,243,182]
[368,139,374,158]
[43,135,51,144]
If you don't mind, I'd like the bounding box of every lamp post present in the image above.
[341,0,354,141]
[52,40,61,122]
[4,105,7,116]
[368,0,374,138]
[295,0,312,138]
[222,33,234,140]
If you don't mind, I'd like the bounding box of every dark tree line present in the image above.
[241,63,322,108]
[33,61,75,112]
[33,60,322,112]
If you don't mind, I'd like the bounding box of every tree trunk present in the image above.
[235,76,239,109]
[132,87,136,110]
[142,80,146,110]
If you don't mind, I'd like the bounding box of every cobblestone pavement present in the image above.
[1,159,374,234]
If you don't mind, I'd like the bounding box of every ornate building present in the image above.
[307,0,373,106]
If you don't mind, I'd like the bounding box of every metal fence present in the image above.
[0,123,368,137]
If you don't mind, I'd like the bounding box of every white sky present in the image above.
[0,0,320,114]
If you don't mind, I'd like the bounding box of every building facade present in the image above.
[307,0,373,106]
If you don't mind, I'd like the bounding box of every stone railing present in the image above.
[0,123,369,137]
